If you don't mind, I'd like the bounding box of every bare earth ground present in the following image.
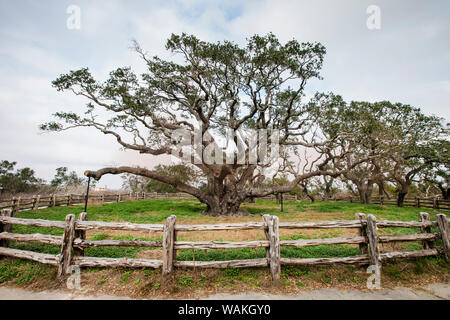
[0,283,448,300]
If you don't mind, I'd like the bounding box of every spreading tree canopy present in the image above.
[41,33,393,215]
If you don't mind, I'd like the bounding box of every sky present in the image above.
[0,0,449,189]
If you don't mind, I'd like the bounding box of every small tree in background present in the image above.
[50,167,95,193]
[0,160,45,194]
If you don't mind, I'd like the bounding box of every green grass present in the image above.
[177,274,194,287]
[0,259,53,285]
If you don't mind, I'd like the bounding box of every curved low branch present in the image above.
[84,166,202,198]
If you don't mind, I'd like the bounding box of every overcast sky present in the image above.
[0,0,449,189]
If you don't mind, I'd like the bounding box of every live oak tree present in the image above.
[421,154,450,200]
[321,98,448,205]
[311,98,393,204]
[313,97,449,205]
[41,33,367,216]
[383,109,448,206]
[400,139,450,202]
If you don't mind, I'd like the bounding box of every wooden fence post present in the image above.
[436,214,450,260]
[74,212,88,257]
[0,209,13,249]
[419,212,433,249]
[100,194,105,205]
[58,214,76,278]
[32,195,40,211]
[32,196,37,210]
[356,213,368,255]
[263,214,281,282]
[162,215,177,275]
[366,214,381,268]
[12,197,20,215]
[263,215,271,261]
[52,194,56,207]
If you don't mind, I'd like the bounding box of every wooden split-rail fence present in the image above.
[0,192,197,214]
[0,209,449,281]
[342,196,450,211]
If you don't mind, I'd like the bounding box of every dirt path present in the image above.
[0,283,448,300]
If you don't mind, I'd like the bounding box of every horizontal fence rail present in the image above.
[1,209,449,282]
[339,196,450,211]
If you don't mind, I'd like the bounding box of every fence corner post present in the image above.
[0,209,13,249]
[355,213,368,255]
[74,212,88,257]
[58,214,76,278]
[162,215,177,275]
[33,195,41,211]
[419,212,433,249]
[263,215,281,282]
[366,214,381,268]
[436,214,450,260]
[13,197,20,215]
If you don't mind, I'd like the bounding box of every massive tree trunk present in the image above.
[300,182,315,202]
[396,182,411,207]
[202,195,244,216]
[322,177,334,202]
[438,184,450,200]
[356,182,374,204]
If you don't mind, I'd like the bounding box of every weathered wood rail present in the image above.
[0,209,449,282]
[339,196,450,211]
[0,192,196,214]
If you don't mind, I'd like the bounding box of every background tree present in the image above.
[383,110,448,206]
[315,97,448,205]
[0,160,45,194]
[51,167,84,189]
[121,170,149,193]
[144,164,201,193]
[50,167,95,193]
[419,141,450,200]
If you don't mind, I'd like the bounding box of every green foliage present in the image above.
[0,259,49,284]
[0,160,45,193]
[222,268,240,278]
[120,270,132,284]
[50,167,91,189]
[145,164,200,193]
[177,274,194,287]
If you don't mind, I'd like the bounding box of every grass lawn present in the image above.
[1,199,448,297]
